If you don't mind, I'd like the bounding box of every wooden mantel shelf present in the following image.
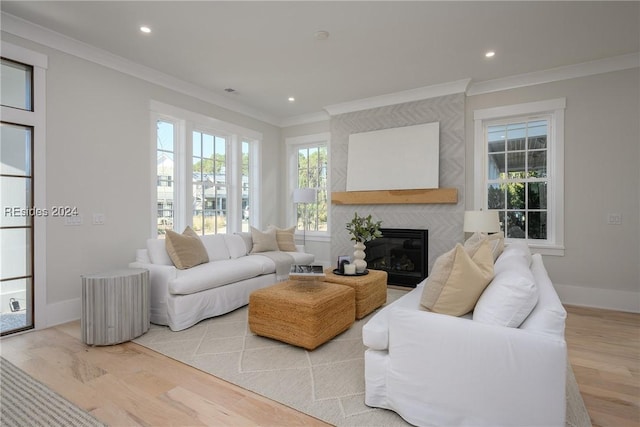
[331,188,458,205]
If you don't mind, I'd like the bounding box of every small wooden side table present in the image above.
[81,268,149,345]
[323,268,388,319]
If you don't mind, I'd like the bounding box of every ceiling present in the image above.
[2,1,639,125]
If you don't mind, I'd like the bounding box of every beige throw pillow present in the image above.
[421,240,495,316]
[165,226,209,270]
[250,226,279,253]
[270,225,297,252]
[464,232,505,261]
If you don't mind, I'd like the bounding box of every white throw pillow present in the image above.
[473,261,538,328]
[225,234,249,258]
[200,234,231,261]
[146,238,174,265]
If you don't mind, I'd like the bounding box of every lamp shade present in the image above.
[463,210,501,233]
[293,188,316,203]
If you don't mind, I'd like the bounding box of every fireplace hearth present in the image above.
[365,228,428,288]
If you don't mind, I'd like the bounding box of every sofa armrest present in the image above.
[384,306,567,426]
[129,261,177,325]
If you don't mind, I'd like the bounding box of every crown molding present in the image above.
[1,12,282,127]
[279,111,331,128]
[323,78,472,116]
[467,53,640,96]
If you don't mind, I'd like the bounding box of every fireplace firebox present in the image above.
[365,228,428,288]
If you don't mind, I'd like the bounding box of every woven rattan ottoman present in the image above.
[323,268,387,319]
[248,280,355,350]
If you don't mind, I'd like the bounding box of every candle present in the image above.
[343,264,356,275]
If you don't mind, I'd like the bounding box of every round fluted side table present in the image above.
[81,268,149,345]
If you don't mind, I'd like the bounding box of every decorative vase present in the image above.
[353,242,367,273]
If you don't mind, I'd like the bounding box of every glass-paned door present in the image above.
[0,122,34,335]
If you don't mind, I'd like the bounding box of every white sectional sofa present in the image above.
[130,232,314,331]
[363,242,568,427]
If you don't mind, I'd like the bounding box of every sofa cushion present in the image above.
[243,254,277,274]
[250,227,279,253]
[147,238,174,266]
[169,258,265,294]
[165,226,209,270]
[473,254,538,328]
[520,253,567,336]
[420,241,494,316]
[464,232,504,261]
[270,225,297,251]
[225,234,248,258]
[200,234,231,261]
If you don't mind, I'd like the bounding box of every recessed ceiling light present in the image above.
[288,97,295,102]
[485,51,496,58]
[140,26,151,34]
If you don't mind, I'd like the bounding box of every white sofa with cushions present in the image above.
[363,237,568,427]
[130,226,314,331]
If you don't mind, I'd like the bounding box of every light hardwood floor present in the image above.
[1,305,638,427]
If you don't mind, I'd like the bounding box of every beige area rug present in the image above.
[134,289,591,426]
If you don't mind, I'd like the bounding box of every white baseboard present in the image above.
[555,283,640,313]
[45,297,81,328]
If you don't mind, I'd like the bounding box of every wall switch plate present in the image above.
[92,213,105,225]
[64,215,83,226]
[607,213,622,225]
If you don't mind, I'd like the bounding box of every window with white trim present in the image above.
[287,133,330,236]
[474,99,565,255]
[152,102,260,237]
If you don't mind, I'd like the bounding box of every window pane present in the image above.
[527,211,547,240]
[506,211,526,238]
[528,121,547,150]
[1,123,32,176]
[487,153,505,180]
[157,121,174,152]
[506,123,526,151]
[241,141,250,231]
[0,59,32,111]
[506,182,525,209]
[0,177,32,227]
[0,228,32,279]
[0,277,31,334]
[487,125,505,153]
[528,182,547,209]
[528,150,547,178]
[497,211,505,235]
[487,184,505,209]
[157,121,174,237]
[507,152,526,179]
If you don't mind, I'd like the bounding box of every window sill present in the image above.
[528,244,565,257]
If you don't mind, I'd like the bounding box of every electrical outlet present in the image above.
[607,213,622,225]
[92,213,105,225]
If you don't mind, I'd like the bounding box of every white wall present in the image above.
[2,33,282,326]
[466,68,640,312]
